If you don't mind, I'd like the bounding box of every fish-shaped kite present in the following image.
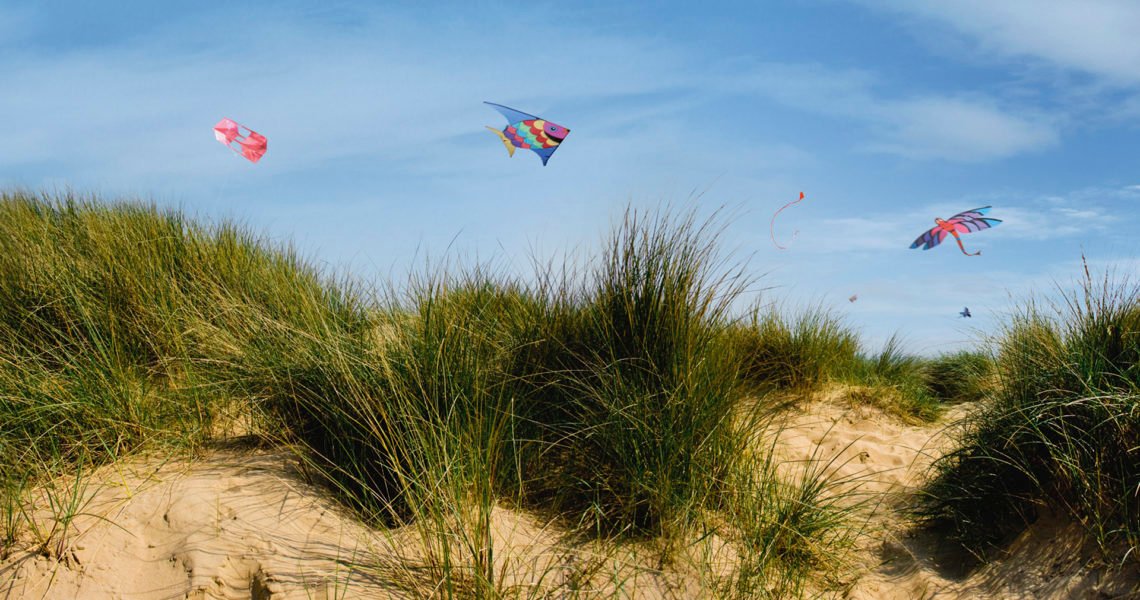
[484,102,569,166]
[770,192,806,250]
[214,118,267,163]
[910,206,1000,256]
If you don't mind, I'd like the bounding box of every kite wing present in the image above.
[946,206,1002,233]
[484,101,540,124]
[534,145,558,166]
[910,226,948,250]
[948,206,992,220]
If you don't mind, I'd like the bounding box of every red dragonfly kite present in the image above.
[910,206,1001,256]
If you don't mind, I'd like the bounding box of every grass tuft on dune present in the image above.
[1,191,870,596]
[920,261,1140,562]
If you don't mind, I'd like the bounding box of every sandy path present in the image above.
[773,398,1139,599]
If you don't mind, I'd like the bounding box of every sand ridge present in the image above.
[4,398,1139,599]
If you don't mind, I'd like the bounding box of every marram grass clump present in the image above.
[0,190,363,477]
[0,191,863,597]
[0,190,372,557]
[512,208,753,536]
[733,304,859,392]
[920,266,1140,561]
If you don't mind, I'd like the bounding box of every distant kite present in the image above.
[848,294,858,303]
[214,118,267,163]
[910,206,1000,256]
[770,192,806,250]
[484,102,569,166]
[960,307,972,318]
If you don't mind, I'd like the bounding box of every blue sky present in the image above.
[3,0,1139,354]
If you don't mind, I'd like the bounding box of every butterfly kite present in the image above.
[909,206,1001,256]
[960,307,972,318]
[484,102,570,166]
[214,118,267,163]
[770,192,806,250]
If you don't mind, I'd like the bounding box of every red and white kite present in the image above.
[213,118,267,163]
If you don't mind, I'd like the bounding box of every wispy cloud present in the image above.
[997,186,1132,240]
[865,96,1057,161]
[721,61,1057,161]
[861,0,1140,86]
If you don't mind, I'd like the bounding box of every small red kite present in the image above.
[214,118,267,163]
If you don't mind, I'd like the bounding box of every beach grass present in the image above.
[919,262,1140,561]
[0,190,870,597]
[0,189,369,557]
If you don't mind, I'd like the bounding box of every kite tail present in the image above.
[951,232,981,256]
[486,126,515,157]
[770,192,806,251]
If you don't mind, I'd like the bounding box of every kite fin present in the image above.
[484,101,540,125]
[486,126,515,157]
[534,145,558,166]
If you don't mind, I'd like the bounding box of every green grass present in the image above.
[840,335,944,422]
[919,263,1140,561]
[510,207,753,536]
[921,350,994,405]
[0,189,369,554]
[732,305,980,422]
[0,190,866,597]
[734,304,859,392]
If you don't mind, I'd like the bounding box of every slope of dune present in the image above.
[774,394,1139,599]
[1,447,684,599]
[4,395,1138,599]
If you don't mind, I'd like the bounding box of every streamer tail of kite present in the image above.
[484,101,569,166]
[770,191,806,250]
[909,206,1001,256]
[214,118,267,163]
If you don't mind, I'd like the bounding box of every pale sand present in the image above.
[2,450,407,598]
[773,393,1139,599]
[3,395,1138,599]
[0,448,688,599]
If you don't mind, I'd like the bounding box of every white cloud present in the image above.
[720,62,1057,161]
[862,0,1140,86]
[868,96,1058,161]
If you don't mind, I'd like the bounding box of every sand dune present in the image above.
[773,396,1139,599]
[1,449,679,599]
[2,451,400,598]
[3,397,1137,599]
